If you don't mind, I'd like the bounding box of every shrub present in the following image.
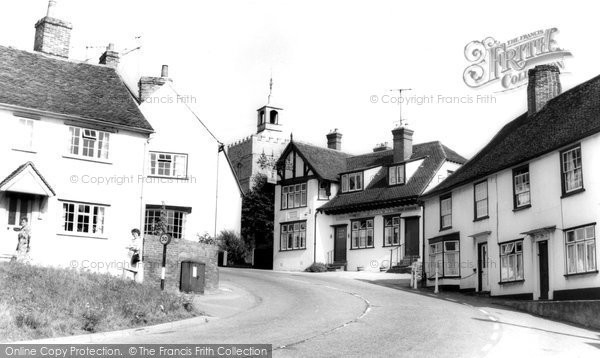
[305,262,328,272]
[217,230,248,265]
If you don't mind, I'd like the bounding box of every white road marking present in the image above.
[479,309,489,315]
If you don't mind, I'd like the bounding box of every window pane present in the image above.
[567,244,576,273]
[516,253,524,279]
[587,242,596,271]
[577,242,585,272]
[445,252,458,276]
[389,167,397,185]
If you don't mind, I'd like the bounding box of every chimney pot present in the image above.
[392,126,414,162]
[161,65,169,78]
[527,64,561,116]
[326,129,343,151]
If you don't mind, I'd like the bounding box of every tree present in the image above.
[241,174,275,252]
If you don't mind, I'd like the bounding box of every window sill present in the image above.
[513,204,531,212]
[383,244,401,248]
[63,155,112,165]
[146,175,190,181]
[57,232,108,240]
[473,215,489,222]
[350,246,375,250]
[427,275,460,281]
[561,188,585,198]
[12,148,37,154]
[279,206,308,211]
[564,270,598,278]
[439,226,453,232]
[498,279,525,285]
[279,248,307,252]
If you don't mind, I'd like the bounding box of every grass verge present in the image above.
[0,262,200,342]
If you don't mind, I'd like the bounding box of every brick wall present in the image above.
[34,17,72,58]
[142,235,219,293]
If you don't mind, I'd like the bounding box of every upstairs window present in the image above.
[281,183,307,209]
[69,126,110,160]
[513,166,531,208]
[341,172,363,193]
[565,225,596,275]
[389,165,405,185]
[351,218,374,249]
[474,180,488,219]
[440,194,452,230]
[500,241,524,282]
[561,145,583,194]
[318,181,331,200]
[14,117,35,151]
[150,152,188,178]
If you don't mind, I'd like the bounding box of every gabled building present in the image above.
[273,127,466,271]
[422,65,600,300]
[0,2,152,272]
[136,65,243,241]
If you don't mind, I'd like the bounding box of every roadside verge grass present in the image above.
[0,262,200,342]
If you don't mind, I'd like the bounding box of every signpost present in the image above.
[159,233,171,291]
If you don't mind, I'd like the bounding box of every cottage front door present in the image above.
[1,193,35,255]
[538,241,549,300]
[478,242,490,292]
[334,226,347,263]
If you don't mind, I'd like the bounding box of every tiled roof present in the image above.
[0,45,152,131]
[310,141,467,214]
[292,141,353,181]
[426,73,600,197]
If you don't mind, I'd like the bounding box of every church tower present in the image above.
[227,77,289,193]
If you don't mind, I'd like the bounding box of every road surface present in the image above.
[38,268,600,357]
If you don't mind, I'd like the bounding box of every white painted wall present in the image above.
[424,133,600,299]
[139,85,242,240]
[0,107,147,275]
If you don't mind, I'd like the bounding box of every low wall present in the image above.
[142,235,219,293]
[498,300,600,330]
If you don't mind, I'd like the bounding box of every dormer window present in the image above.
[341,172,363,193]
[389,165,405,185]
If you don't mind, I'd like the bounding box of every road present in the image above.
[38,268,600,357]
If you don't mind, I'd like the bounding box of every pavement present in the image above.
[24,268,600,357]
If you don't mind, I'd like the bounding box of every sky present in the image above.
[1,0,598,158]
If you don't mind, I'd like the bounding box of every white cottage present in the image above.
[137,66,243,241]
[422,65,600,300]
[0,3,152,273]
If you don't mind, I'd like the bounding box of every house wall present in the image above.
[424,133,600,300]
[0,107,148,275]
[139,85,242,240]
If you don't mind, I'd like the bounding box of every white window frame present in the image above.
[68,126,110,160]
[429,239,460,277]
[561,146,583,194]
[351,218,374,249]
[474,181,488,219]
[565,225,597,275]
[149,152,188,178]
[384,216,400,246]
[341,172,363,193]
[13,117,35,152]
[280,221,306,251]
[389,165,405,185]
[60,201,107,237]
[440,195,452,229]
[281,183,307,209]
[513,166,531,208]
[144,208,187,240]
[500,240,524,282]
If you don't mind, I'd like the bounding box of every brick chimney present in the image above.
[34,0,72,58]
[326,129,342,151]
[138,65,172,102]
[392,126,413,162]
[373,142,391,152]
[99,43,119,68]
[527,64,561,116]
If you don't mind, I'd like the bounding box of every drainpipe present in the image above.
[313,210,319,264]
[420,201,426,288]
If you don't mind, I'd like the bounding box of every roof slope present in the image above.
[317,141,467,214]
[0,45,152,131]
[0,161,56,196]
[292,141,353,181]
[427,73,600,197]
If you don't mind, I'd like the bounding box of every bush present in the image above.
[305,262,328,272]
[217,230,248,265]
